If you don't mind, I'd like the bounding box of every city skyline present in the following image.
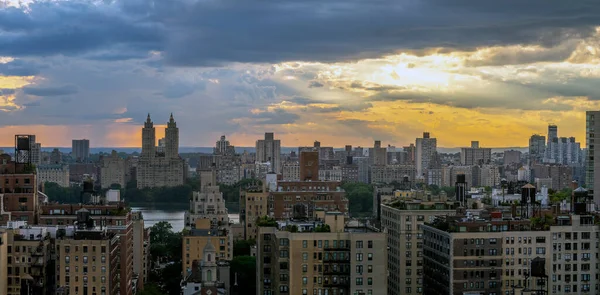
[1,1,599,147]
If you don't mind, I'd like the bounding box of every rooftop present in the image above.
[426,211,597,233]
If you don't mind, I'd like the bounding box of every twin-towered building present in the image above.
[137,114,186,189]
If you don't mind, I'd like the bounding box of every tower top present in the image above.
[167,113,176,128]
[144,113,153,128]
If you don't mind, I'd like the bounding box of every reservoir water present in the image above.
[131,205,239,232]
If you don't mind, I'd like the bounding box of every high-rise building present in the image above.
[416,132,437,178]
[255,132,282,174]
[0,231,6,294]
[460,141,492,165]
[529,134,546,164]
[72,139,90,163]
[587,111,600,205]
[256,214,388,295]
[381,201,457,295]
[299,151,319,181]
[137,114,185,188]
[369,140,388,166]
[503,150,522,166]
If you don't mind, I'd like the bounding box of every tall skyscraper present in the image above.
[165,114,179,159]
[415,132,437,177]
[528,134,546,164]
[586,111,600,205]
[255,132,281,174]
[72,139,90,162]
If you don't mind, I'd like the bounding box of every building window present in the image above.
[368,253,373,261]
[367,241,373,248]
[356,278,363,285]
[356,253,363,261]
[356,241,363,249]
[303,240,308,248]
[368,278,373,285]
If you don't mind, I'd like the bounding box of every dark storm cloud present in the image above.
[1,0,599,65]
[0,59,42,76]
[0,1,165,58]
[164,0,600,66]
[23,85,78,96]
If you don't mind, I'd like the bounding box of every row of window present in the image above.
[64,255,106,264]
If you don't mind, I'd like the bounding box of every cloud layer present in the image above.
[1,0,600,147]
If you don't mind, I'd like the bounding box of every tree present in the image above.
[138,284,162,295]
[233,239,256,257]
[230,256,256,294]
[341,182,373,216]
[149,221,182,261]
[441,186,456,198]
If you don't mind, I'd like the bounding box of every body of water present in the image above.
[131,205,239,232]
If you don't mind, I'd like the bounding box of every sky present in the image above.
[1,0,600,148]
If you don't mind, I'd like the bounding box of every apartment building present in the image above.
[37,164,70,188]
[100,150,126,189]
[256,214,387,295]
[4,222,53,295]
[240,184,269,241]
[0,231,6,294]
[270,181,349,219]
[282,163,300,181]
[423,213,599,295]
[56,210,121,295]
[370,165,416,185]
[185,169,229,229]
[0,155,38,224]
[132,212,151,291]
[182,219,232,277]
[39,203,135,295]
[380,200,458,295]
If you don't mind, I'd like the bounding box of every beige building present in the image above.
[132,212,151,291]
[370,164,416,184]
[257,214,388,295]
[137,114,185,188]
[55,211,121,295]
[185,169,229,229]
[423,213,600,295]
[0,231,7,295]
[478,164,500,187]
[240,184,269,241]
[256,132,282,174]
[100,150,126,189]
[282,162,300,181]
[381,201,458,295]
[182,219,232,277]
[319,166,342,181]
[37,164,69,187]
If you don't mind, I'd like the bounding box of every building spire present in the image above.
[146,113,151,123]
[169,112,174,122]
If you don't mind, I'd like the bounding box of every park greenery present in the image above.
[341,182,373,217]
[146,221,186,295]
